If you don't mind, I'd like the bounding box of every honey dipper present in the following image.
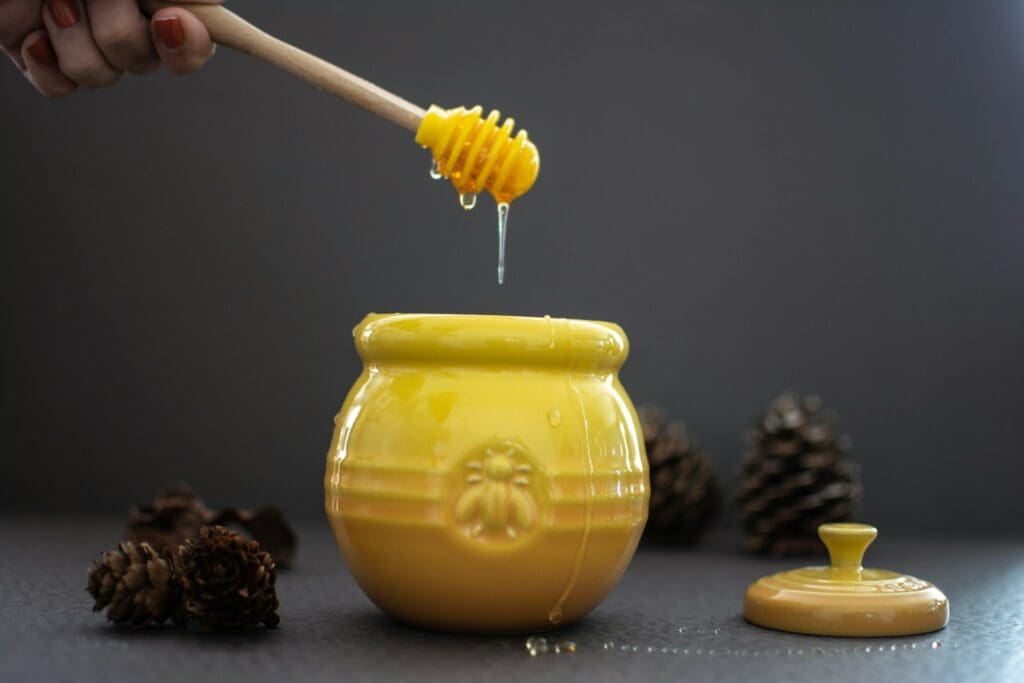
[141,2,541,206]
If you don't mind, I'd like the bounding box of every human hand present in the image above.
[1,0,221,96]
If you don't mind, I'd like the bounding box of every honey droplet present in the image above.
[543,313,555,348]
[525,636,549,657]
[525,636,574,656]
[459,192,477,211]
[429,159,443,180]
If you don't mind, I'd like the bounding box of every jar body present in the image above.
[325,314,648,632]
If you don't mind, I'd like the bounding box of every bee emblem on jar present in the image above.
[453,441,537,540]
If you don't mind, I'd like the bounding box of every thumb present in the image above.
[150,8,214,75]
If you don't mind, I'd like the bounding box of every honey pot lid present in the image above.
[743,523,949,637]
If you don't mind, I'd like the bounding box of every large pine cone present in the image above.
[177,526,280,629]
[737,392,861,556]
[125,484,213,557]
[640,406,720,545]
[87,541,177,625]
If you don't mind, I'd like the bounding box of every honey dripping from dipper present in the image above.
[418,105,540,284]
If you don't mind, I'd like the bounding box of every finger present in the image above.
[85,0,158,74]
[151,8,213,76]
[1,0,43,69]
[21,29,77,96]
[42,0,121,88]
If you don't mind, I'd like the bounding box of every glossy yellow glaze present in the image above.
[416,105,540,203]
[325,314,648,632]
[744,523,949,637]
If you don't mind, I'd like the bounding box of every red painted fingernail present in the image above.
[46,0,80,29]
[27,34,58,66]
[153,16,185,49]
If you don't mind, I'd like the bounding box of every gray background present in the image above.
[2,0,1022,533]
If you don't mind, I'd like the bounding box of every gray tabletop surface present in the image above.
[2,516,1021,683]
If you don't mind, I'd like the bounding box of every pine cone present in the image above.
[211,506,297,568]
[87,541,177,625]
[177,526,280,629]
[737,392,861,556]
[639,406,720,545]
[125,484,213,557]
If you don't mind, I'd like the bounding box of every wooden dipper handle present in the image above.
[140,1,426,132]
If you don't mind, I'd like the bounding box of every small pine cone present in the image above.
[177,526,280,629]
[639,406,720,545]
[125,484,213,557]
[737,392,862,556]
[87,541,177,626]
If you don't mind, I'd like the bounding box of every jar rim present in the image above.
[353,313,629,371]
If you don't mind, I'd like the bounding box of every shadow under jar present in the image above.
[325,313,649,632]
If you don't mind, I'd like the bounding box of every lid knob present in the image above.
[818,523,877,578]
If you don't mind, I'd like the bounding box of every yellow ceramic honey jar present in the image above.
[325,313,649,632]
